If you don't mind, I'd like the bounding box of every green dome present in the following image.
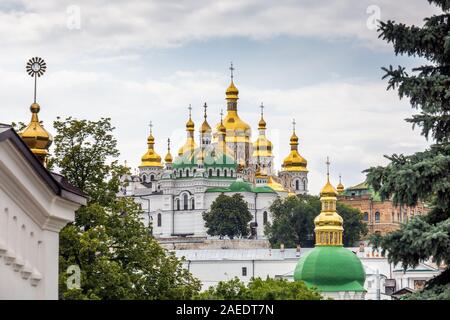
[173,147,236,169]
[228,180,253,192]
[294,246,366,292]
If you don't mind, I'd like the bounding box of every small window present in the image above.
[224,169,227,177]
[363,212,369,221]
[209,169,213,177]
[176,199,180,211]
[303,180,306,190]
[191,198,195,210]
[186,169,189,177]
[157,213,162,227]
[183,194,188,210]
[230,170,234,177]
[217,169,220,176]
[142,175,147,182]
[242,267,247,276]
[375,212,380,223]
[295,180,299,190]
[150,175,155,181]
[263,211,268,225]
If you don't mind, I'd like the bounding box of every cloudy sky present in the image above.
[0,0,441,194]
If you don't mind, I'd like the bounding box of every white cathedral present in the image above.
[121,66,309,239]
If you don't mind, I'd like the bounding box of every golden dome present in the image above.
[186,118,195,131]
[282,127,307,172]
[140,132,163,167]
[267,176,287,192]
[19,102,53,164]
[258,117,266,130]
[200,120,211,134]
[320,179,338,197]
[226,81,239,100]
[336,175,344,193]
[164,139,173,164]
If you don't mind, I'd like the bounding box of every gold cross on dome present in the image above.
[188,104,192,118]
[326,156,330,179]
[292,118,296,132]
[149,121,153,134]
[203,102,208,119]
[260,102,264,117]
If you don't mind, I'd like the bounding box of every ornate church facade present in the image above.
[121,66,309,239]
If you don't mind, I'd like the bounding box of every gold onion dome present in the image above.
[216,64,251,142]
[19,102,53,164]
[336,175,344,193]
[200,103,211,134]
[164,138,173,164]
[253,104,273,157]
[140,124,162,167]
[178,106,197,155]
[282,122,307,172]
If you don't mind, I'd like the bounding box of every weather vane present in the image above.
[26,57,47,103]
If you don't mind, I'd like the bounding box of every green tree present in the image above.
[53,117,201,299]
[364,0,450,299]
[196,277,322,300]
[265,195,367,247]
[203,193,253,239]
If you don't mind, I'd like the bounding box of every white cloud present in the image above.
[0,0,442,57]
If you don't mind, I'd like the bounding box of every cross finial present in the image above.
[229,62,234,81]
[260,102,264,117]
[292,118,296,133]
[149,121,153,134]
[326,156,330,181]
[220,109,224,123]
[203,102,208,120]
[339,173,342,183]
[188,104,192,118]
[167,138,171,151]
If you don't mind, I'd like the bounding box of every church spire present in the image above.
[20,57,52,166]
[314,157,343,246]
[140,121,162,167]
[164,138,173,165]
[281,118,307,172]
[337,173,345,194]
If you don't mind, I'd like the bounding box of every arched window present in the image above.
[179,169,182,177]
[193,169,197,175]
[224,169,227,177]
[363,212,369,221]
[375,212,380,223]
[263,211,268,225]
[217,169,220,176]
[186,169,189,177]
[209,169,213,177]
[183,194,188,210]
[157,213,162,227]
[295,180,299,190]
[142,175,147,182]
[230,170,234,177]
[191,198,195,210]
[303,180,307,190]
[150,175,155,181]
[176,199,180,211]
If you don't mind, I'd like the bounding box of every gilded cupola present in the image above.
[164,138,173,164]
[178,105,198,156]
[314,157,343,246]
[282,119,308,172]
[200,102,211,134]
[216,63,251,144]
[252,103,273,158]
[337,174,345,194]
[19,102,53,165]
[140,121,163,167]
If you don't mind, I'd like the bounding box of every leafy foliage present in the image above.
[196,277,322,300]
[265,195,367,247]
[53,117,201,299]
[203,193,253,239]
[365,0,450,299]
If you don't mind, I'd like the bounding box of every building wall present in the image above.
[0,140,82,299]
[338,195,428,235]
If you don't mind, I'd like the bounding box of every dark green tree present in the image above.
[53,117,201,299]
[203,193,253,239]
[265,195,367,247]
[364,0,450,299]
[195,277,322,300]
